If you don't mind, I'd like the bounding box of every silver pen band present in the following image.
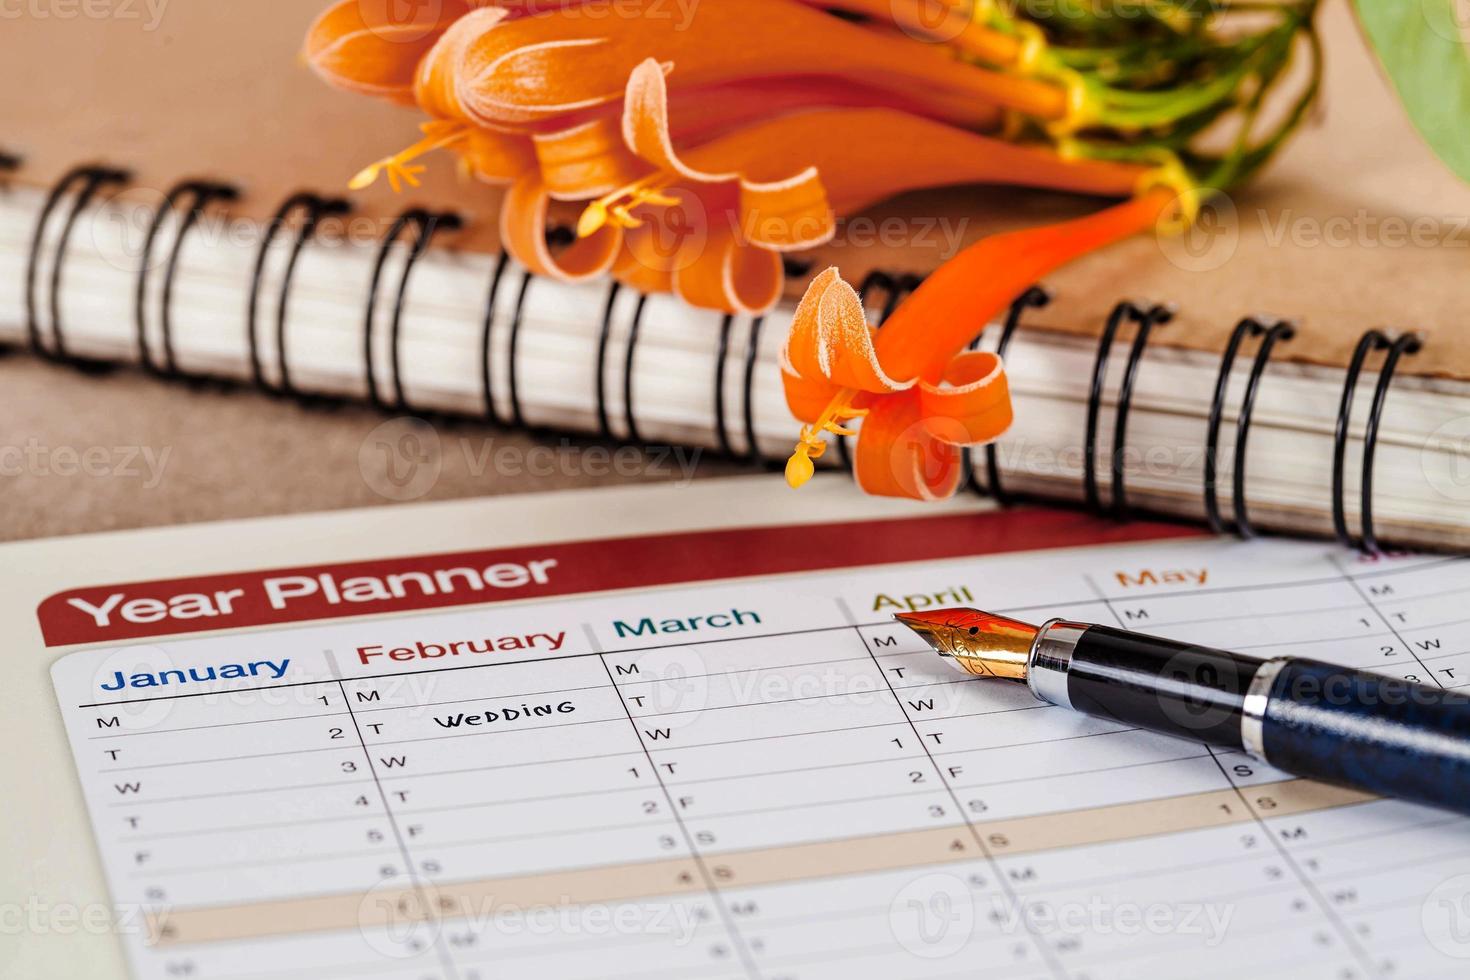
[1026,620,1088,710]
[1240,657,1288,762]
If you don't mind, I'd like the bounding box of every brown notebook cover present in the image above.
[3,0,1465,377]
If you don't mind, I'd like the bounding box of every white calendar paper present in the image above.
[16,478,1470,979]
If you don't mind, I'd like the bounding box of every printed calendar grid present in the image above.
[51,538,1470,980]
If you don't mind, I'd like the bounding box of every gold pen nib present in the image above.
[894,608,1040,680]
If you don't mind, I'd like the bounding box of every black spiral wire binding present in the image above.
[360,208,461,410]
[1204,318,1264,533]
[360,208,427,405]
[712,312,739,457]
[135,180,239,378]
[246,192,352,392]
[741,314,770,465]
[1083,301,1173,518]
[970,285,1051,503]
[482,251,514,426]
[1199,318,1270,531]
[1204,317,1299,537]
[1107,304,1173,520]
[621,293,652,443]
[1332,331,1388,549]
[159,183,240,379]
[386,210,462,412]
[588,282,651,442]
[1331,330,1423,554]
[503,266,538,429]
[1359,334,1424,555]
[592,279,621,438]
[1228,320,1296,538]
[1082,302,1141,514]
[25,164,131,365]
[505,227,574,430]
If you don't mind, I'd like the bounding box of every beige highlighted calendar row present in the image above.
[146,778,1372,947]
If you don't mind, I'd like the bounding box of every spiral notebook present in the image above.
[2,1,1469,551]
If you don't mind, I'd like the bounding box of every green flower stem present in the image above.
[966,0,1320,191]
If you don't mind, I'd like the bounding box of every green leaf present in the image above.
[1352,0,1470,182]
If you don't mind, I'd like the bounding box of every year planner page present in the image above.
[9,477,1470,979]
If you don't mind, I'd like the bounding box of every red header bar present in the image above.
[36,508,1198,647]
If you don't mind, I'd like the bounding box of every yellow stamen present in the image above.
[785,388,868,489]
[611,203,642,228]
[577,175,681,237]
[350,123,470,192]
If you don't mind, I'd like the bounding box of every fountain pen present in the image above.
[896,608,1470,816]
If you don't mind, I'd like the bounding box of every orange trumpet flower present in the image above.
[453,0,1065,130]
[782,189,1177,499]
[584,60,1144,242]
[334,2,1016,193]
[565,58,1144,313]
[305,0,1143,321]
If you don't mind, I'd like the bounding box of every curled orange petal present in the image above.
[917,351,1013,445]
[736,170,833,251]
[784,267,914,394]
[672,219,784,315]
[622,59,729,182]
[601,60,835,251]
[501,175,622,281]
[780,355,845,425]
[306,0,478,105]
[534,117,649,200]
[847,350,1011,500]
[612,222,677,296]
[782,191,1177,500]
[852,390,967,500]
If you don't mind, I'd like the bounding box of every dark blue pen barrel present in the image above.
[1054,627,1470,815]
[1261,659,1470,815]
[1066,626,1263,749]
